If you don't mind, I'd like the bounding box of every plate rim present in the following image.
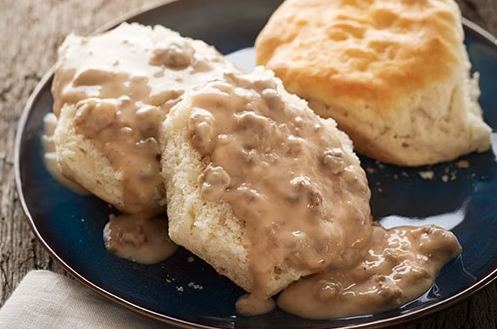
[13,1,497,328]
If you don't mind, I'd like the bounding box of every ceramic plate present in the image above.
[15,0,497,328]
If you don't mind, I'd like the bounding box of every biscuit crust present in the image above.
[256,0,492,166]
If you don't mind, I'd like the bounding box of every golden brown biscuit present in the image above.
[255,0,492,166]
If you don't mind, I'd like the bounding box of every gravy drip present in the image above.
[236,294,276,316]
[278,224,461,318]
[188,71,372,307]
[103,214,178,264]
[187,70,462,318]
[51,23,238,213]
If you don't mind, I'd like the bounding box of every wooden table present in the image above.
[1,0,496,327]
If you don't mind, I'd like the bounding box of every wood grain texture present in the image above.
[0,0,496,328]
[0,0,158,304]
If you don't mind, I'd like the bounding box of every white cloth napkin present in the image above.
[0,270,175,329]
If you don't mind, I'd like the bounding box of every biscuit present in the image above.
[52,23,240,214]
[255,0,492,166]
[160,68,371,300]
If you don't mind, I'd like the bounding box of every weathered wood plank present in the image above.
[0,0,154,306]
[1,0,496,328]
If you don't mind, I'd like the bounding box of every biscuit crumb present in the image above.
[441,175,449,182]
[166,279,171,283]
[393,174,398,179]
[81,218,85,222]
[186,281,203,290]
[176,286,184,292]
[377,187,383,193]
[456,160,469,169]
[376,181,381,186]
[471,173,476,178]
[187,256,195,263]
[418,171,434,180]
[366,168,375,173]
[401,171,408,177]
[108,214,116,220]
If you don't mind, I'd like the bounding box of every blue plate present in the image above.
[14,0,497,328]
